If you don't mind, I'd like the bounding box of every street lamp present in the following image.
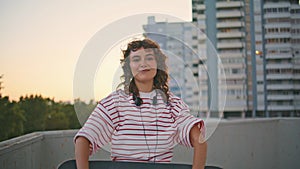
[255,50,263,56]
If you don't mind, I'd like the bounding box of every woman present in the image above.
[74,38,207,169]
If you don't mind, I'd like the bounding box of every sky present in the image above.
[0,0,192,102]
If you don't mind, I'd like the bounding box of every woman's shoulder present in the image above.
[168,92,183,103]
[168,92,188,108]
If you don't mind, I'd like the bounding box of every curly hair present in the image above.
[119,38,170,102]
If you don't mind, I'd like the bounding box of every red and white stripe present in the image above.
[75,89,204,162]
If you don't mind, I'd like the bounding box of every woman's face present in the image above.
[129,47,157,84]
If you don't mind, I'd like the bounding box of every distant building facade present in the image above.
[143,0,300,118]
[143,16,201,116]
[259,0,300,116]
[192,0,300,118]
[192,0,250,118]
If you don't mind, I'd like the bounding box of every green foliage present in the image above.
[19,95,49,133]
[0,96,25,141]
[45,110,69,130]
[0,95,94,142]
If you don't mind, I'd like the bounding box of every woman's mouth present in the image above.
[140,69,151,72]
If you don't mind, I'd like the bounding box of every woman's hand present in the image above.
[75,136,91,169]
[190,124,207,169]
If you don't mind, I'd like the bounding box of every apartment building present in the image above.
[143,0,300,118]
[261,0,300,116]
[192,0,250,118]
[143,16,202,116]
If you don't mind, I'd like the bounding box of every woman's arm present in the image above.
[190,124,207,169]
[75,136,90,169]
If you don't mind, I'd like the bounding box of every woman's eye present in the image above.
[146,56,155,61]
[132,58,140,62]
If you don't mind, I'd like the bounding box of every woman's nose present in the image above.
[140,62,147,68]
[140,58,147,66]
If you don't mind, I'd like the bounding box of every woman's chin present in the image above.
[134,76,155,84]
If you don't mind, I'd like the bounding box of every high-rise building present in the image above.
[144,0,300,118]
[260,0,300,116]
[143,16,201,116]
[193,0,300,117]
[143,16,226,118]
[193,0,251,118]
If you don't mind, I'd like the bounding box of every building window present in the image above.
[232,68,239,74]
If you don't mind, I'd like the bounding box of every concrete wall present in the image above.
[172,118,300,169]
[0,118,299,169]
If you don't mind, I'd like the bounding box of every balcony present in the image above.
[217,42,244,49]
[267,74,293,80]
[264,13,291,19]
[221,74,246,80]
[216,11,244,18]
[264,23,292,29]
[267,84,294,90]
[265,43,292,49]
[265,54,293,59]
[219,52,244,59]
[268,105,295,111]
[216,1,244,8]
[265,33,291,39]
[293,75,300,80]
[217,32,245,38]
[216,21,244,28]
[193,4,205,10]
[266,63,293,69]
[294,84,300,90]
[267,94,294,100]
[222,63,245,69]
[1,118,299,169]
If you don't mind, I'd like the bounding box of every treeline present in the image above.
[0,94,96,142]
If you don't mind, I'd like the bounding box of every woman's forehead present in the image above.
[129,47,155,56]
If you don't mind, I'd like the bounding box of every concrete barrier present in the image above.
[0,118,299,169]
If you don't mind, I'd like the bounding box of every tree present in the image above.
[45,110,69,130]
[60,102,81,129]
[0,96,25,141]
[44,99,81,130]
[0,74,4,97]
[19,95,50,133]
[0,93,95,141]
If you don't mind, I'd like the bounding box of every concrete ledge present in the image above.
[0,118,299,169]
[0,132,43,155]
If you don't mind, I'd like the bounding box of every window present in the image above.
[232,68,240,74]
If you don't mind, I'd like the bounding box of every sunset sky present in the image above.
[0,0,192,102]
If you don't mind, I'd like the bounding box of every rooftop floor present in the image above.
[0,118,299,169]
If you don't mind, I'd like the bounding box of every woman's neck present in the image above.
[134,80,153,93]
